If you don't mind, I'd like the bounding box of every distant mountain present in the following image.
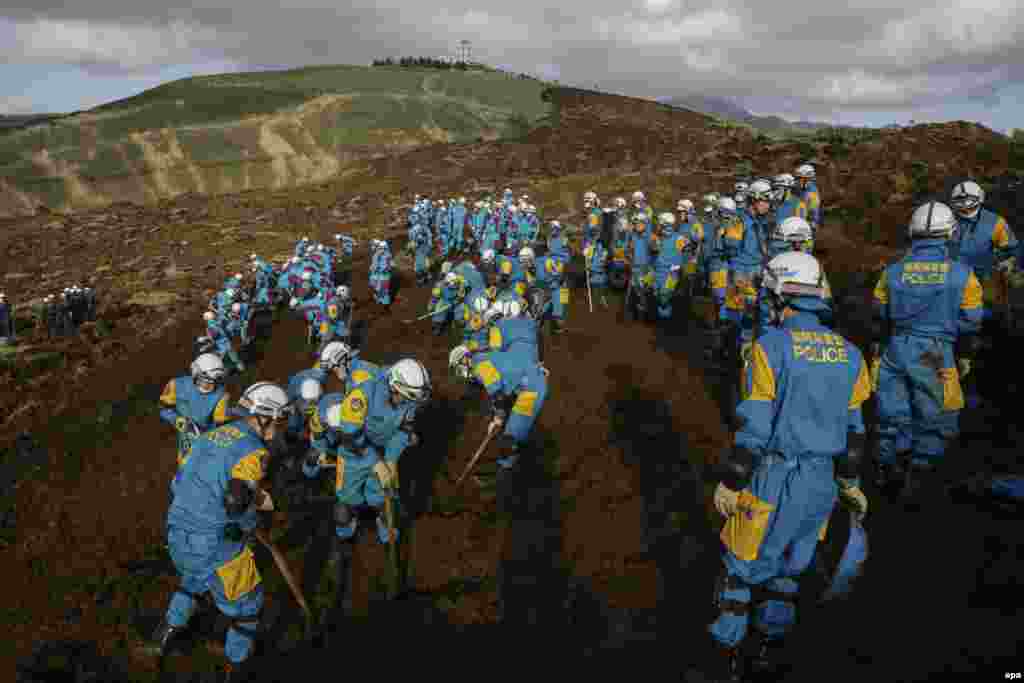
[661,95,830,134]
[0,114,63,131]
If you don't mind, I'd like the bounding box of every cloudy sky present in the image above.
[1,1,1021,131]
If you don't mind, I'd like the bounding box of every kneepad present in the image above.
[334,502,354,528]
[714,572,750,615]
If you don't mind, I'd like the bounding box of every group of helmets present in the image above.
[907,179,984,239]
[480,246,536,267]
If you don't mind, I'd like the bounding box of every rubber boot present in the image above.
[432,321,446,336]
[686,637,744,683]
[142,617,183,665]
[327,535,355,618]
[748,634,788,678]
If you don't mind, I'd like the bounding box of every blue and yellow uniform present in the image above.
[470,350,548,468]
[654,229,689,319]
[798,180,821,230]
[369,244,393,305]
[159,375,231,476]
[727,211,775,342]
[582,206,603,253]
[583,241,610,293]
[428,275,467,327]
[872,238,984,467]
[774,193,808,224]
[951,207,1016,320]
[488,316,541,363]
[629,212,654,300]
[455,297,491,353]
[533,254,568,324]
[164,421,269,666]
[454,260,486,294]
[712,302,871,649]
[307,375,417,542]
[284,366,328,442]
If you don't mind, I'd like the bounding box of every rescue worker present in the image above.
[522,204,541,245]
[534,238,568,334]
[146,382,289,682]
[159,353,233,491]
[678,199,705,293]
[303,360,431,616]
[607,204,630,291]
[429,271,468,336]
[653,212,689,321]
[321,285,352,348]
[582,227,610,307]
[757,216,833,334]
[772,173,808,223]
[487,299,542,362]
[730,179,776,348]
[546,221,571,264]
[448,337,549,487]
[226,302,252,348]
[369,239,393,307]
[582,191,602,253]
[872,201,984,492]
[627,207,654,320]
[704,251,870,681]
[451,197,468,255]
[284,361,329,457]
[794,164,821,233]
[454,256,487,296]
[456,293,494,352]
[204,311,245,373]
[948,179,1017,409]
[0,292,13,345]
[249,256,275,308]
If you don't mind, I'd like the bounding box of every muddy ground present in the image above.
[5,227,1023,682]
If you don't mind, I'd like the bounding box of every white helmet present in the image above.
[458,196,466,204]
[773,216,814,245]
[735,181,749,193]
[191,353,227,385]
[518,247,535,264]
[658,212,676,226]
[449,344,473,380]
[444,272,460,287]
[794,164,816,180]
[748,179,773,201]
[335,285,350,300]
[225,288,235,299]
[481,249,496,265]
[471,294,491,314]
[474,200,484,209]
[763,251,826,300]
[203,311,216,322]
[950,180,984,213]
[289,296,299,309]
[483,303,504,326]
[908,202,956,239]
[238,382,291,421]
[388,358,431,403]
[440,261,454,275]
[231,302,242,314]
[500,299,523,318]
[320,341,355,370]
[234,272,243,280]
[614,197,627,209]
[549,220,561,230]
[299,377,323,403]
[677,199,694,212]
[583,191,597,203]
[718,197,738,215]
[509,205,519,213]
[526,205,536,213]
[290,256,300,264]
[775,173,796,189]
[250,253,258,260]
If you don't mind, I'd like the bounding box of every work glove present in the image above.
[374,460,398,489]
[255,488,275,512]
[957,358,972,380]
[837,479,868,523]
[175,416,198,435]
[487,415,505,436]
[539,363,550,378]
[713,482,741,518]
[404,430,421,448]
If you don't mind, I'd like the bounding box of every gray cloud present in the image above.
[2,1,1022,119]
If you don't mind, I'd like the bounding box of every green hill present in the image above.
[0,65,552,216]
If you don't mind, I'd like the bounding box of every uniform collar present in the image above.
[909,239,950,256]
[782,309,828,330]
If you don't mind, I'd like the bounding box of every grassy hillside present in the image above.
[0,65,552,216]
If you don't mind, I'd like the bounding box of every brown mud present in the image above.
[6,236,1023,682]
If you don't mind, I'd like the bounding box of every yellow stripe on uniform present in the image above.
[512,391,538,416]
[961,272,983,310]
[849,357,872,408]
[873,271,889,305]
[231,449,267,482]
[214,395,231,424]
[215,546,262,602]
[160,380,177,407]
[489,326,503,351]
[748,342,776,402]
[474,360,502,388]
[993,218,1011,248]
[340,389,368,426]
[351,368,373,385]
[725,220,743,241]
[711,270,727,290]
